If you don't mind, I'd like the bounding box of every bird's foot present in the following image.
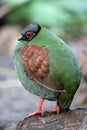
[24,98,44,119]
[25,110,43,119]
[45,104,60,114]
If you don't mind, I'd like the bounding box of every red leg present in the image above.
[25,98,44,118]
[45,103,60,114]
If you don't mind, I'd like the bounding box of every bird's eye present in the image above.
[26,32,33,38]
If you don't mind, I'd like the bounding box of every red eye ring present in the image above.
[26,32,33,38]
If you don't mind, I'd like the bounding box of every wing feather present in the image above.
[20,45,65,92]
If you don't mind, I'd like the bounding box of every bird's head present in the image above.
[18,23,41,41]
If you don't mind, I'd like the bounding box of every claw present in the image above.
[25,110,43,118]
[45,104,60,114]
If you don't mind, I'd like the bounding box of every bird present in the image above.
[14,23,82,118]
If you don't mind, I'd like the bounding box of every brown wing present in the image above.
[20,45,65,92]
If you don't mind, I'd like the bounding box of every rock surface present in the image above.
[17,108,87,130]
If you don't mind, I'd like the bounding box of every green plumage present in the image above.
[14,26,81,111]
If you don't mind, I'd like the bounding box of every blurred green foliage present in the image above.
[4,0,87,40]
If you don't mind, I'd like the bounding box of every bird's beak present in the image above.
[18,35,26,41]
[18,35,23,41]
